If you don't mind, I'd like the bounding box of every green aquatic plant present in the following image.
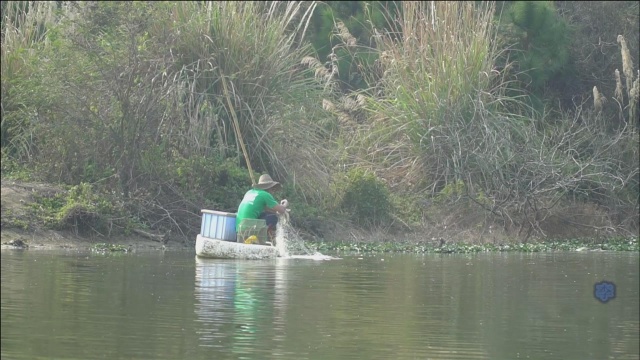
[308,236,639,254]
[92,243,131,253]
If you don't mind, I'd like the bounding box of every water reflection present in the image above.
[194,258,290,357]
[2,251,637,360]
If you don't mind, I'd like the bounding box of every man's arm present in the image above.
[265,203,287,214]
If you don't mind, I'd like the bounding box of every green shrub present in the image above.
[277,183,330,235]
[388,193,423,227]
[0,150,33,181]
[432,180,462,204]
[339,168,391,227]
[171,156,251,212]
[30,182,130,236]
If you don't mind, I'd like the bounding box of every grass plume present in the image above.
[617,35,635,96]
[614,69,624,105]
[593,86,605,114]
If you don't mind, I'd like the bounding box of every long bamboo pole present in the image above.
[219,69,256,185]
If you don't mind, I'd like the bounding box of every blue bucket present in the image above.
[200,210,237,241]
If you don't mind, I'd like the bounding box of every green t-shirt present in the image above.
[235,188,278,231]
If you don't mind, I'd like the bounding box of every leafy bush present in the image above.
[435,180,466,204]
[339,168,391,227]
[388,193,424,227]
[276,183,334,236]
[30,182,130,236]
[171,156,251,212]
[0,150,33,181]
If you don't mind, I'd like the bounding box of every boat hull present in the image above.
[195,234,278,260]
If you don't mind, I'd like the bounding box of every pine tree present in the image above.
[504,1,570,92]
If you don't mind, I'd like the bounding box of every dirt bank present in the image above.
[1,180,191,251]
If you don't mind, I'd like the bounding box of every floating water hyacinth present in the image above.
[306,237,639,254]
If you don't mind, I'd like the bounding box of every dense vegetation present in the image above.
[1,1,638,244]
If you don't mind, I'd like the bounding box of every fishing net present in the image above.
[274,212,315,257]
[275,213,338,260]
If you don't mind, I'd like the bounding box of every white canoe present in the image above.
[195,234,279,260]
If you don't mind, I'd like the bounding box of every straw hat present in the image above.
[254,174,281,190]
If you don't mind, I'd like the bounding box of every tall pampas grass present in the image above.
[1,1,56,96]
[359,1,522,191]
[593,86,605,114]
[167,1,337,200]
[591,35,638,125]
[1,1,59,159]
[607,35,639,124]
[617,35,634,95]
[614,69,624,105]
[630,70,639,123]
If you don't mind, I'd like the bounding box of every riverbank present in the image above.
[2,179,638,253]
[0,227,191,251]
[0,180,191,251]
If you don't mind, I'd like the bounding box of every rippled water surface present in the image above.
[1,250,638,359]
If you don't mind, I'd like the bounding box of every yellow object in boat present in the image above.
[244,235,259,244]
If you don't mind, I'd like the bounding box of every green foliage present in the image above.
[278,183,329,234]
[309,2,383,61]
[170,156,251,212]
[2,1,336,237]
[29,183,130,235]
[501,1,570,92]
[435,180,466,204]
[0,208,30,230]
[339,168,391,227]
[1,2,57,160]
[0,150,33,181]
[170,1,327,178]
[1,1,638,241]
[54,183,109,232]
[27,191,64,228]
[388,193,423,227]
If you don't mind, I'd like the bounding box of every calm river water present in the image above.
[1,249,638,360]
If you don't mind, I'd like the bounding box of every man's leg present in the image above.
[259,213,278,243]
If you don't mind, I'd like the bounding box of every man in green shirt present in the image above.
[236,174,288,242]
